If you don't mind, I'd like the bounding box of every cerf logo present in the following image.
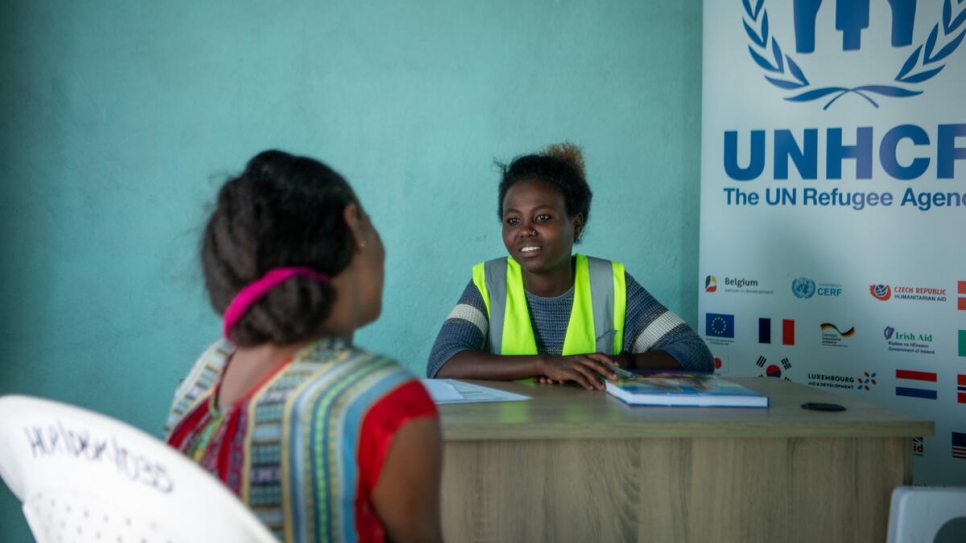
[870,284,892,300]
[741,0,966,107]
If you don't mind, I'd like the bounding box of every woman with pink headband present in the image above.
[164,150,442,543]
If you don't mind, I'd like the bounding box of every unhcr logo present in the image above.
[741,0,966,107]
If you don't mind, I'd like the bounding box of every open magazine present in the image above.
[604,370,769,408]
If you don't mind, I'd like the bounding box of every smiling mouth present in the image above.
[519,246,541,255]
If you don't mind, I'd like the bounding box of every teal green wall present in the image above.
[0,1,702,539]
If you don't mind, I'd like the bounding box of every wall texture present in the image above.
[0,1,703,539]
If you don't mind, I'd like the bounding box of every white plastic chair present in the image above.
[0,394,278,543]
[887,486,966,543]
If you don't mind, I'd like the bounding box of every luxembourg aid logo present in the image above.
[742,0,966,108]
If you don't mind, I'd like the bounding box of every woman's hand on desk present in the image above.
[535,353,622,391]
[434,351,634,390]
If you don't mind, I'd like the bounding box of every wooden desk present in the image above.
[437,377,933,543]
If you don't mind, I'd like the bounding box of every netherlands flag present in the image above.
[895,369,937,400]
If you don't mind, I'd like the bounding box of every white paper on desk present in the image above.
[420,379,530,404]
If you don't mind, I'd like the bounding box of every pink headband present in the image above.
[223,267,330,339]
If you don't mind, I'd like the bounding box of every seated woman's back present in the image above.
[165,150,442,543]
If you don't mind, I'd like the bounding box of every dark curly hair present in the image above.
[496,142,592,242]
[201,150,357,346]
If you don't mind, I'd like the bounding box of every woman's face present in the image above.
[501,178,582,276]
[355,207,385,326]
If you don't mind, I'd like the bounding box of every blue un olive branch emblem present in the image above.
[742,0,966,109]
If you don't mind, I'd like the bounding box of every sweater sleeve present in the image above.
[622,272,714,372]
[426,280,489,377]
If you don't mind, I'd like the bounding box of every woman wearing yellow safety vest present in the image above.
[427,143,714,391]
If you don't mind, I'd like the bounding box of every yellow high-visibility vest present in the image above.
[472,254,626,355]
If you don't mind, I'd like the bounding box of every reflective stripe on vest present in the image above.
[471,254,626,355]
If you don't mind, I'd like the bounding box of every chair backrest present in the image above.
[887,486,966,543]
[0,394,278,543]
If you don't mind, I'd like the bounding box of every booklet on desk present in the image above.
[604,371,769,408]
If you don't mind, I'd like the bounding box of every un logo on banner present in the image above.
[792,277,816,298]
[742,0,966,108]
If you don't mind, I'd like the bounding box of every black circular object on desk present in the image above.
[801,402,846,411]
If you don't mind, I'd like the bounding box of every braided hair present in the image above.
[201,150,357,346]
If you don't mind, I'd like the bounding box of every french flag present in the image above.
[895,369,937,400]
[758,318,794,345]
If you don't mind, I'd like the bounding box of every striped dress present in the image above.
[165,336,437,543]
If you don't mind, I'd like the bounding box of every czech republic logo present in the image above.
[871,284,892,301]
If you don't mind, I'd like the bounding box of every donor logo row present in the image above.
[704,275,960,304]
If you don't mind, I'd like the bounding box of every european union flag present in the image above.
[705,313,734,338]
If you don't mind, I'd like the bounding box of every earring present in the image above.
[358,241,367,250]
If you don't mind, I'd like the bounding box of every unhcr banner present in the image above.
[699,0,966,484]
